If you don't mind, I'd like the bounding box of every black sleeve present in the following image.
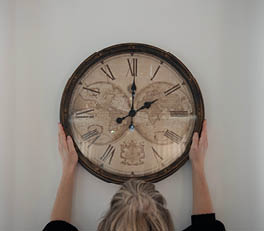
[42,220,78,231]
[183,213,226,231]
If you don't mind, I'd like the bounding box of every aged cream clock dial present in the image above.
[60,43,204,184]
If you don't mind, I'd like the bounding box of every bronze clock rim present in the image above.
[60,43,204,184]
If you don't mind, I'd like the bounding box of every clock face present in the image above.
[60,43,204,184]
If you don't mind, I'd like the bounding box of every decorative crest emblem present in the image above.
[120,140,145,166]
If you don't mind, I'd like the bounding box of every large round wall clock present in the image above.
[60,43,204,184]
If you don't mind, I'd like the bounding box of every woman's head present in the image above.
[97,179,174,231]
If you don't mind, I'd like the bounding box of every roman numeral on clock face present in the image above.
[100,145,115,164]
[164,129,182,144]
[151,65,161,81]
[152,147,163,162]
[75,109,94,118]
[127,58,137,77]
[81,128,99,141]
[83,87,100,95]
[87,134,100,148]
[101,64,116,80]
[169,110,188,117]
[164,84,181,96]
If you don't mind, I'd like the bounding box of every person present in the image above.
[42,120,225,231]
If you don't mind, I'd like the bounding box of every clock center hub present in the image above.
[129,109,136,117]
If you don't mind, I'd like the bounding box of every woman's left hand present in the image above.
[58,123,78,174]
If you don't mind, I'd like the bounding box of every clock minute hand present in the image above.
[130,75,136,110]
[128,74,137,130]
[116,75,137,125]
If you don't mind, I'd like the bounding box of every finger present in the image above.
[59,123,68,152]
[58,124,64,156]
[58,124,63,147]
[191,132,199,150]
[204,120,208,146]
[199,120,208,146]
[58,139,64,161]
[58,123,61,139]
[67,136,76,155]
[58,134,63,152]
[58,123,63,139]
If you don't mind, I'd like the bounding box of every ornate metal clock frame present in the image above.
[60,43,204,184]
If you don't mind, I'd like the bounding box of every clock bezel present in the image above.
[60,43,204,184]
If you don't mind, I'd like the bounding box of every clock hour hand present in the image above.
[128,99,158,130]
[116,99,158,124]
[135,99,158,113]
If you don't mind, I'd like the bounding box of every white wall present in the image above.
[0,0,15,230]
[1,0,263,230]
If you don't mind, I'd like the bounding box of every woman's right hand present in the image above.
[58,123,78,174]
[189,119,208,169]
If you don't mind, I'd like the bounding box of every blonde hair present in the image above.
[97,179,175,231]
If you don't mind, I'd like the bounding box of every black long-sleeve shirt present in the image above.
[43,213,225,231]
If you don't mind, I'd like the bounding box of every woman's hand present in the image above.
[189,119,214,215]
[58,123,78,174]
[49,123,78,223]
[189,119,208,170]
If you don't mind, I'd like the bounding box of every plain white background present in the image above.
[1,0,264,230]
